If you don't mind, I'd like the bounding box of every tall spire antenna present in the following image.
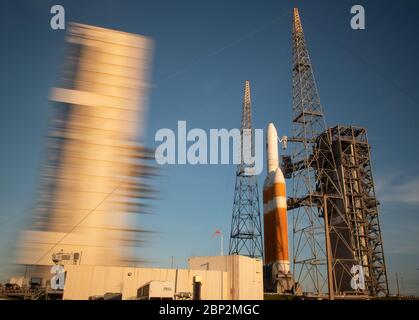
[241,80,252,130]
[229,80,263,258]
[293,8,303,34]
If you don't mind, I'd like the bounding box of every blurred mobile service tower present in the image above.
[283,9,388,298]
[16,23,154,268]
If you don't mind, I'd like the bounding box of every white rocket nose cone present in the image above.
[267,123,279,173]
[267,123,277,141]
[274,166,285,184]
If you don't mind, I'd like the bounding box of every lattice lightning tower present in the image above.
[229,81,263,258]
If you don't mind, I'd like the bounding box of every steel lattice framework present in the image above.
[328,126,389,296]
[287,8,347,296]
[285,9,389,298]
[229,81,263,258]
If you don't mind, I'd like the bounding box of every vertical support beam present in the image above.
[323,195,334,300]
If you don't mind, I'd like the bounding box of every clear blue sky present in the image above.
[1,0,419,295]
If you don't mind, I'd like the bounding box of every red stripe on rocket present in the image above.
[263,123,290,274]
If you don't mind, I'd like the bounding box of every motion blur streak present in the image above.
[15,23,155,267]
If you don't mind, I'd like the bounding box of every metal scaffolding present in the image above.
[327,125,389,297]
[285,8,345,296]
[284,9,388,298]
[229,81,263,258]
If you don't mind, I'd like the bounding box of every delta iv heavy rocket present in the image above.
[263,123,297,294]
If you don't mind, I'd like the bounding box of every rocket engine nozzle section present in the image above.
[263,123,290,274]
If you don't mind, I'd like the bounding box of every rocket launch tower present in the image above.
[282,9,389,298]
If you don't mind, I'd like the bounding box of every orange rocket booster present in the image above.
[263,123,290,274]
